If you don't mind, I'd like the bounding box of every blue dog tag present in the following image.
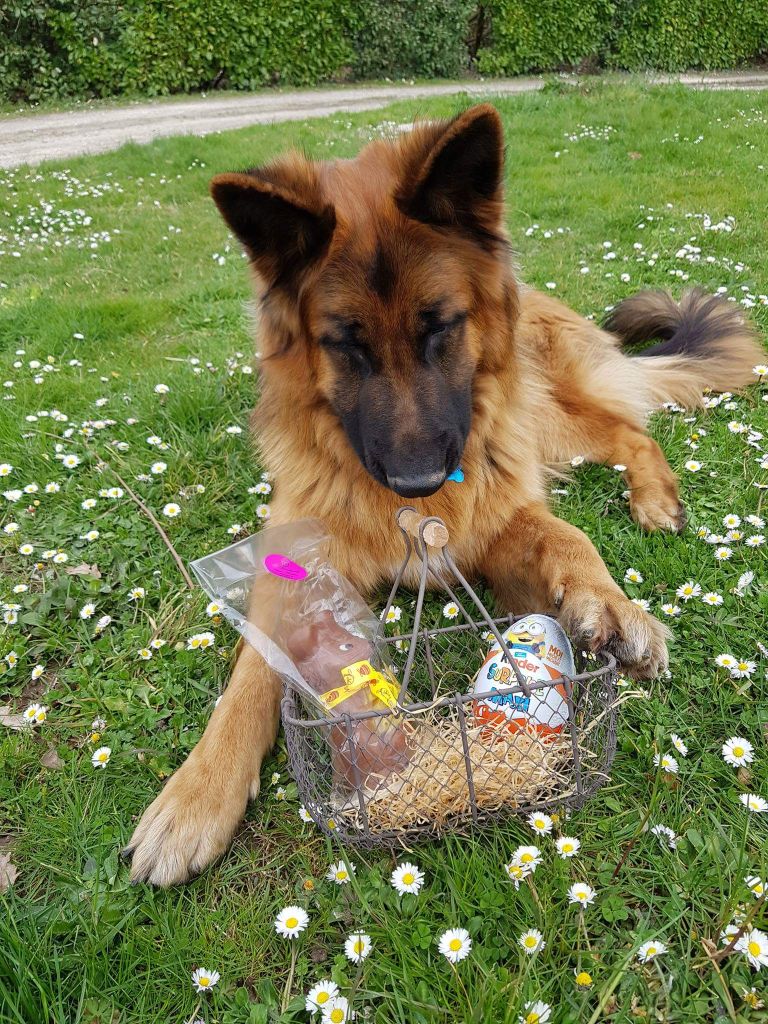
[447,467,464,483]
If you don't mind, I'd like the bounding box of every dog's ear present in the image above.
[210,165,335,291]
[397,104,505,247]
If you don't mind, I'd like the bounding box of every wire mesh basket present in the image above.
[282,508,619,848]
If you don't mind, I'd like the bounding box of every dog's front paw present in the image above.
[630,488,686,533]
[554,579,669,680]
[123,757,255,887]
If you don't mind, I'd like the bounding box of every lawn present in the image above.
[0,82,767,1024]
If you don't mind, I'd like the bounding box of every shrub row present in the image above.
[2,0,767,104]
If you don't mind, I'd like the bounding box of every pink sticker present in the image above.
[264,553,308,580]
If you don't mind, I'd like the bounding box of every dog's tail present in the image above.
[604,288,764,407]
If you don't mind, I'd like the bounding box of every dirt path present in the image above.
[2,70,767,169]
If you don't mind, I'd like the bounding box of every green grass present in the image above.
[1,84,767,1024]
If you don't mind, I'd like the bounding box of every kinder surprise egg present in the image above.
[472,615,575,737]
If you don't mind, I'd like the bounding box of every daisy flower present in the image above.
[82,529,100,542]
[670,734,688,756]
[653,752,679,774]
[684,460,702,472]
[504,861,529,887]
[187,631,215,650]
[344,932,371,963]
[382,604,402,623]
[128,587,145,601]
[722,737,754,767]
[555,836,580,858]
[519,929,546,954]
[513,845,542,872]
[737,929,768,970]
[747,535,765,547]
[5,651,18,668]
[91,746,111,768]
[81,498,97,510]
[624,568,644,584]
[631,598,651,611]
[715,653,737,670]
[79,602,96,619]
[442,601,460,619]
[3,522,18,534]
[299,805,313,823]
[162,502,181,518]
[745,876,765,899]
[702,592,723,606]
[519,1001,551,1024]
[255,503,270,520]
[754,365,768,378]
[0,464,12,477]
[723,514,741,529]
[206,600,222,617]
[274,906,309,938]
[22,703,47,725]
[391,862,425,895]
[714,546,732,561]
[740,794,768,814]
[528,811,553,835]
[732,660,756,678]
[322,996,351,1023]
[137,648,152,660]
[250,481,272,495]
[154,384,170,395]
[326,860,355,885]
[637,940,667,962]
[438,928,471,963]
[305,979,339,1014]
[61,454,80,469]
[18,543,34,556]
[94,614,111,633]
[676,581,701,601]
[568,882,596,906]
[650,824,677,849]
[191,967,220,992]
[31,664,44,680]
[661,602,682,617]
[746,514,765,528]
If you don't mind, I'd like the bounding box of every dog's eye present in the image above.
[422,312,466,362]
[319,336,373,375]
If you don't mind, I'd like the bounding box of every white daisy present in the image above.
[519,929,546,955]
[305,979,339,1015]
[22,703,47,726]
[382,604,402,623]
[624,568,644,584]
[746,535,765,547]
[715,653,737,669]
[442,601,460,619]
[745,876,765,899]
[391,862,425,895]
[637,940,667,962]
[512,845,542,872]
[568,882,596,906]
[79,602,96,619]
[737,929,768,970]
[128,587,145,601]
[722,737,754,767]
[555,836,580,858]
[653,752,679,774]
[162,502,181,518]
[714,546,733,561]
[191,967,220,993]
[528,811,553,835]
[321,995,351,1023]
[676,581,701,601]
[299,805,313,823]
[438,927,472,963]
[701,592,723,606]
[684,460,702,472]
[723,514,741,529]
[661,603,681,617]
[731,660,756,678]
[344,932,371,963]
[670,734,688,756]
[326,860,355,885]
[31,664,44,680]
[255,503,270,520]
[91,746,111,768]
[274,906,309,938]
[650,824,677,849]
[740,794,768,814]
[519,1000,551,1024]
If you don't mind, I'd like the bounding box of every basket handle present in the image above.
[396,508,449,549]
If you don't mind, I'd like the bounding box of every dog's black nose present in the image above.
[386,470,447,498]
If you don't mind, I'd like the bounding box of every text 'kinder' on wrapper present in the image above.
[471,615,575,739]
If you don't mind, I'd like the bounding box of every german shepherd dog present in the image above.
[125,104,763,885]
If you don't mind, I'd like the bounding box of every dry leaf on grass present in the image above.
[0,706,25,731]
[66,563,102,578]
[41,746,64,769]
[0,850,18,892]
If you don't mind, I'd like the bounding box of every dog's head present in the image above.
[210,105,515,499]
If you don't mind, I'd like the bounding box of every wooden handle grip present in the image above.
[397,508,449,548]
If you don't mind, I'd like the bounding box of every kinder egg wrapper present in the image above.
[472,615,575,736]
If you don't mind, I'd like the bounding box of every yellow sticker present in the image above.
[319,659,400,710]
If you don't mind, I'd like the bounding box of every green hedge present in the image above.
[1,0,767,104]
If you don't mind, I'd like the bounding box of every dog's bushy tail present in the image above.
[604,288,764,407]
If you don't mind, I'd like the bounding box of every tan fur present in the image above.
[126,105,765,885]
